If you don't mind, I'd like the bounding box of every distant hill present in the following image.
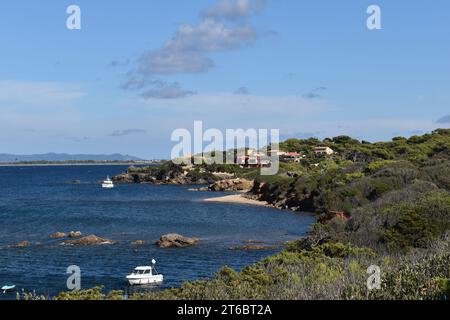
[0,153,143,163]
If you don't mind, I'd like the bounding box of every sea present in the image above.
[0,165,315,299]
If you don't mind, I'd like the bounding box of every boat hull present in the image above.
[102,184,114,188]
[127,275,163,286]
[1,285,16,293]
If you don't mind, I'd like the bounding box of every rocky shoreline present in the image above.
[112,163,218,185]
[112,165,317,213]
[113,172,215,185]
[189,178,253,192]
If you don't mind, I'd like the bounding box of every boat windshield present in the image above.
[133,268,151,275]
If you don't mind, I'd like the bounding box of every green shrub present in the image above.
[54,287,106,300]
[383,210,439,250]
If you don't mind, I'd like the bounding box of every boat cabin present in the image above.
[102,176,115,188]
[131,266,154,275]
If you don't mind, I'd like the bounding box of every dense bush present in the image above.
[186,169,219,183]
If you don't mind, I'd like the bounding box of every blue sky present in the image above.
[0,0,449,158]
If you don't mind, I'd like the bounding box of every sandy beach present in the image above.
[204,194,270,207]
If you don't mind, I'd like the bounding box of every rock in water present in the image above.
[112,173,135,184]
[156,233,199,248]
[229,245,279,251]
[49,232,67,239]
[65,180,81,185]
[11,241,32,248]
[243,240,266,244]
[61,235,114,246]
[68,231,82,238]
[131,240,147,246]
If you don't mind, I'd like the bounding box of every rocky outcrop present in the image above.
[112,173,141,184]
[191,178,254,192]
[49,232,67,239]
[113,162,220,185]
[10,241,32,248]
[65,180,81,185]
[113,173,215,185]
[61,235,114,246]
[68,231,82,238]
[131,240,147,246]
[243,240,266,244]
[208,178,253,192]
[156,233,199,248]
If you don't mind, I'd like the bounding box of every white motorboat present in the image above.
[126,260,163,285]
[102,176,114,189]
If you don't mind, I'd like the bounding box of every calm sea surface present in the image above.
[0,165,315,299]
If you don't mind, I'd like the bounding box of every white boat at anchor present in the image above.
[126,259,163,285]
[102,176,114,189]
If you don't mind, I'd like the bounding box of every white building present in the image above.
[313,147,335,156]
[238,155,272,168]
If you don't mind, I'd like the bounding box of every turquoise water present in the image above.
[0,165,315,299]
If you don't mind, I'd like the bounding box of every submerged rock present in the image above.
[10,241,32,248]
[243,240,267,244]
[229,245,279,251]
[61,235,114,246]
[49,232,67,239]
[131,240,147,246]
[65,180,81,185]
[156,233,199,248]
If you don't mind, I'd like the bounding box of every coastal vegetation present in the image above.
[23,129,450,300]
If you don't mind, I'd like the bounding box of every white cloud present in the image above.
[136,19,257,76]
[121,77,196,99]
[137,51,214,75]
[122,0,268,98]
[201,0,267,21]
[166,19,257,52]
[140,82,196,99]
[0,80,85,105]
